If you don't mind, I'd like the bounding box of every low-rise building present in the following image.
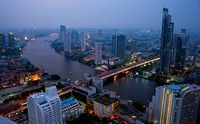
[72,85,96,103]
[88,94,119,118]
[62,98,84,123]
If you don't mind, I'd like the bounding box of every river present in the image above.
[23,35,158,105]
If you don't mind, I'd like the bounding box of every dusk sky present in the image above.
[1,0,200,29]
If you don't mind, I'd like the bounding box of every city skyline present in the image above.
[0,0,200,29]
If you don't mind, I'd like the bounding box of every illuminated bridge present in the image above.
[96,55,160,80]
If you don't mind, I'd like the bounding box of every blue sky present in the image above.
[0,0,200,29]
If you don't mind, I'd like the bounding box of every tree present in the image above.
[51,74,61,80]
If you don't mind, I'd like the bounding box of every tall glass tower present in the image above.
[0,34,6,52]
[160,8,174,74]
[8,32,15,49]
[112,35,126,59]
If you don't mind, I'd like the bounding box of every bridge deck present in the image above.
[96,55,160,79]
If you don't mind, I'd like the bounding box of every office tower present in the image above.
[59,25,66,43]
[95,42,102,65]
[81,32,85,51]
[160,8,174,74]
[92,77,103,93]
[174,36,186,71]
[112,35,126,59]
[64,32,71,52]
[96,30,103,39]
[27,86,62,124]
[146,84,200,124]
[181,29,187,47]
[8,32,15,49]
[0,34,6,52]
[131,40,136,53]
[71,30,79,43]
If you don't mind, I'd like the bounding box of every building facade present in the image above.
[112,35,126,59]
[131,40,136,53]
[0,34,6,52]
[146,84,200,124]
[27,86,62,124]
[92,77,103,93]
[64,32,71,52]
[174,36,186,71]
[88,94,119,118]
[95,42,102,65]
[8,32,15,49]
[62,98,84,123]
[160,8,174,74]
[81,32,85,51]
[59,25,66,43]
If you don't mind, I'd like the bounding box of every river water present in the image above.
[23,35,157,105]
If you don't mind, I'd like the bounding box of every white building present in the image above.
[62,98,84,123]
[95,42,102,65]
[81,32,85,51]
[146,84,200,124]
[64,32,71,52]
[27,86,62,124]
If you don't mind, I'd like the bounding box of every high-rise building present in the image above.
[8,32,15,49]
[112,35,126,59]
[160,8,174,74]
[81,32,85,51]
[27,86,62,124]
[174,36,186,71]
[59,25,66,43]
[95,42,102,65]
[71,30,79,43]
[181,29,187,47]
[146,84,200,124]
[96,30,103,39]
[64,32,71,52]
[131,40,136,53]
[0,34,6,52]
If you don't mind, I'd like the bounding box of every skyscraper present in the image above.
[160,8,174,74]
[96,30,103,39]
[0,34,6,52]
[146,84,200,124]
[71,30,79,43]
[181,29,187,47]
[59,25,66,43]
[27,86,62,124]
[64,32,71,52]
[131,40,136,53]
[112,35,126,59]
[95,42,102,65]
[81,32,85,51]
[174,36,186,71]
[8,32,15,49]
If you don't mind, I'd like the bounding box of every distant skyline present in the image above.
[1,0,200,29]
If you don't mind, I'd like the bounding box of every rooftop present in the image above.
[166,85,180,90]
[61,98,76,107]
[94,95,118,106]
